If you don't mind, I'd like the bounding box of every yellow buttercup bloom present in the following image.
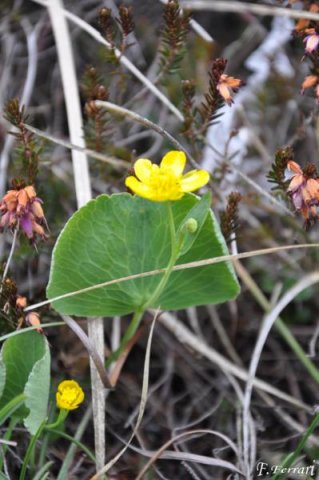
[125,151,209,202]
[56,380,85,411]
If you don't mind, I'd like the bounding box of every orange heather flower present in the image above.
[301,74,319,103]
[295,4,319,33]
[286,160,319,222]
[16,295,27,309]
[0,185,47,240]
[25,311,43,334]
[217,74,243,105]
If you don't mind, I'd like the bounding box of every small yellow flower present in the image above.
[56,380,85,411]
[125,151,209,202]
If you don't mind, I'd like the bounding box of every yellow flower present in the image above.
[56,380,85,411]
[125,151,209,202]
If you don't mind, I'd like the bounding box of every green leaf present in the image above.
[0,331,49,419]
[47,193,240,316]
[176,191,211,257]
[24,344,50,435]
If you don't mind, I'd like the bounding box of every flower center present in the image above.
[148,169,181,199]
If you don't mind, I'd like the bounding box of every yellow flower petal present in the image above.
[160,151,186,177]
[125,176,154,200]
[180,170,210,192]
[56,380,85,411]
[134,159,153,183]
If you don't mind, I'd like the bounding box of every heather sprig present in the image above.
[220,192,242,242]
[267,146,294,192]
[82,66,110,153]
[4,98,41,184]
[159,0,191,76]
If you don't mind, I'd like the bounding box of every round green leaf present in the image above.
[0,331,49,419]
[24,344,51,434]
[47,193,240,316]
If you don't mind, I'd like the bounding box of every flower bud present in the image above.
[25,311,43,333]
[16,295,27,309]
[184,218,198,233]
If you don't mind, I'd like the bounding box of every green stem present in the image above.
[0,416,18,472]
[45,409,69,430]
[19,419,47,480]
[106,202,179,369]
[105,308,144,368]
[49,429,96,463]
[0,393,25,427]
[142,202,178,310]
[272,412,319,479]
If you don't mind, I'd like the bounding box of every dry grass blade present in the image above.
[25,244,319,312]
[109,326,145,387]
[135,429,244,479]
[31,0,184,121]
[158,311,311,411]
[61,315,112,389]
[89,310,159,479]
[45,0,106,472]
[0,19,38,196]
[180,1,319,22]
[242,272,319,476]
[23,123,128,170]
[95,100,201,169]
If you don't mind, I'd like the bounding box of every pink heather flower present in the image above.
[0,185,47,240]
[304,29,319,53]
[286,161,319,222]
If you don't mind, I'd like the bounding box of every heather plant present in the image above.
[2,1,319,479]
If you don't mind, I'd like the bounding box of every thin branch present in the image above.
[1,228,18,283]
[135,430,243,480]
[46,0,105,472]
[158,311,311,411]
[0,18,38,196]
[61,315,112,389]
[180,1,319,22]
[90,310,160,479]
[24,243,319,312]
[31,0,184,121]
[242,272,319,477]
[95,100,204,170]
[23,123,128,170]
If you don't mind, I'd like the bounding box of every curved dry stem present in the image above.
[180,1,319,22]
[25,243,319,312]
[242,272,319,476]
[31,0,184,121]
[95,100,201,170]
[135,429,244,479]
[61,315,112,389]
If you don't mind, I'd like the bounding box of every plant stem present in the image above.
[142,202,178,310]
[0,393,25,427]
[0,417,18,472]
[1,227,18,284]
[105,308,144,368]
[45,409,68,430]
[106,203,179,367]
[19,419,47,480]
[272,412,319,479]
